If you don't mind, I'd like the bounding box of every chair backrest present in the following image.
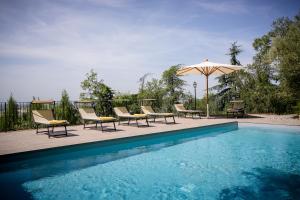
[174,104,186,111]
[114,107,130,116]
[141,106,155,114]
[233,101,244,110]
[230,100,244,110]
[32,110,54,124]
[78,108,98,120]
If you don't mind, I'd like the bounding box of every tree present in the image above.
[6,94,18,130]
[213,42,243,111]
[239,33,279,113]
[114,92,140,113]
[228,41,242,65]
[56,90,79,124]
[80,69,114,116]
[271,13,300,100]
[243,12,300,114]
[138,73,152,92]
[161,65,186,111]
[138,78,165,110]
[80,69,103,99]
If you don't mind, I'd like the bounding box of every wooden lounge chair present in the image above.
[32,110,69,138]
[78,107,117,131]
[114,107,149,127]
[226,100,245,118]
[174,104,203,118]
[141,106,175,124]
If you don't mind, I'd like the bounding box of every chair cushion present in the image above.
[133,114,147,117]
[49,120,68,125]
[98,117,116,121]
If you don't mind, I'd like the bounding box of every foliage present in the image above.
[138,73,152,93]
[271,14,300,100]
[212,12,300,114]
[293,100,300,116]
[137,65,187,112]
[80,69,114,116]
[6,95,18,130]
[113,93,140,114]
[213,42,243,111]
[138,78,165,111]
[0,116,5,132]
[245,12,300,114]
[161,65,186,111]
[56,90,80,124]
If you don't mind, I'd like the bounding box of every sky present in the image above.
[0,0,299,101]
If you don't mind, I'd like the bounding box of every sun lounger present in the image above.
[114,107,149,127]
[226,100,245,118]
[174,104,203,118]
[32,110,69,138]
[78,108,117,131]
[141,106,175,124]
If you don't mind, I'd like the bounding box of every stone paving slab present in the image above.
[0,116,299,156]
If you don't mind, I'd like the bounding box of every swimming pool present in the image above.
[0,122,299,199]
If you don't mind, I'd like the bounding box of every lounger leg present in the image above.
[153,116,156,122]
[164,116,167,124]
[96,122,98,128]
[65,125,68,136]
[47,126,50,138]
[36,124,39,134]
[146,118,149,127]
[52,126,54,133]
[113,121,116,131]
[173,116,176,124]
[83,121,86,129]
[100,122,103,131]
[136,119,139,127]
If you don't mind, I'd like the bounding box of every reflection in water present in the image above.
[219,167,300,200]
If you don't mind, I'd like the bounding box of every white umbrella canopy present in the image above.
[176,59,243,118]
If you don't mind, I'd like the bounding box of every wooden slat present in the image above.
[31,100,55,104]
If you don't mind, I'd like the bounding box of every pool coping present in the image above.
[239,121,300,127]
[0,121,238,163]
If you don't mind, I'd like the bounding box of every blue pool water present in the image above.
[0,123,300,200]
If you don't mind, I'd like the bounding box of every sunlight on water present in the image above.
[21,124,300,200]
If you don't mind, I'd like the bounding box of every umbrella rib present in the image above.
[222,66,240,72]
[177,67,193,75]
[204,67,209,75]
[195,67,206,75]
[208,67,218,75]
[216,68,227,74]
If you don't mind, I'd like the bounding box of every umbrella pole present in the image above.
[206,75,209,118]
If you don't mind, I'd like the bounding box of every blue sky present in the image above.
[0,0,299,101]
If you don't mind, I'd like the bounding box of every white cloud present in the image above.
[0,0,255,101]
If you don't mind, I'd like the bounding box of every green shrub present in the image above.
[56,90,80,124]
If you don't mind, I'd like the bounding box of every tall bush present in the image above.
[56,90,80,124]
[80,69,114,116]
[6,95,18,130]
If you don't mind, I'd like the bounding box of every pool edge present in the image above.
[0,121,238,161]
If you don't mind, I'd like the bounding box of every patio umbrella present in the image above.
[176,59,242,118]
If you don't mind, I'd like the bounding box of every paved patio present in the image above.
[0,115,299,156]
